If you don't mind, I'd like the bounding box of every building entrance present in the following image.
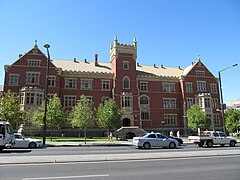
[122,118,131,126]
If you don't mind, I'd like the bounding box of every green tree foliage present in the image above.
[0,90,24,126]
[97,98,122,132]
[69,95,95,144]
[32,94,66,139]
[187,104,210,131]
[225,108,240,133]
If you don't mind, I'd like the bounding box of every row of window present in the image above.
[186,98,219,109]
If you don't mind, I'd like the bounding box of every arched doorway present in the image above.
[122,118,131,126]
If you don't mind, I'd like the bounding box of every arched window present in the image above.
[123,76,130,89]
[140,96,149,105]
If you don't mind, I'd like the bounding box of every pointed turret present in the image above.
[133,37,137,49]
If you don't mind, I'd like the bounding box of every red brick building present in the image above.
[3,37,222,135]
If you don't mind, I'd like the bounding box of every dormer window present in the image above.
[123,61,129,70]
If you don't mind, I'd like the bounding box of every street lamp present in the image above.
[43,44,51,146]
[218,63,238,134]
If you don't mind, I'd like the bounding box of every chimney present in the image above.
[161,64,164,68]
[84,59,87,63]
[95,54,98,66]
[137,62,140,66]
[74,58,77,62]
[154,64,157,68]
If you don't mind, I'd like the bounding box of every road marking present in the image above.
[22,174,109,180]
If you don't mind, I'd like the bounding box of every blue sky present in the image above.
[0,0,239,105]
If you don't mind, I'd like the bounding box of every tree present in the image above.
[225,108,240,133]
[97,98,122,137]
[69,95,95,144]
[32,94,67,140]
[0,90,24,127]
[187,105,210,131]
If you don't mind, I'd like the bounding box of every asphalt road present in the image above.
[1,143,240,156]
[0,155,239,180]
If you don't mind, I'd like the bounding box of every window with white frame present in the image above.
[123,61,129,70]
[26,93,35,105]
[140,81,148,92]
[213,114,220,125]
[101,96,110,104]
[64,96,76,108]
[196,70,205,77]
[164,114,177,126]
[163,83,175,93]
[65,79,76,88]
[140,96,149,105]
[197,81,206,91]
[26,72,40,85]
[102,80,110,90]
[204,98,211,108]
[48,76,56,87]
[36,93,43,105]
[81,79,92,90]
[163,98,176,109]
[9,74,19,86]
[212,98,219,109]
[122,96,131,107]
[27,59,41,67]
[211,84,218,93]
[186,98,194,108]
[141,111,149,120]
[186,82,193,92]
[123,77,130,89]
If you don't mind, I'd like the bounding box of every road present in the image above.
[1,143,240,156]
[0,155,239,180]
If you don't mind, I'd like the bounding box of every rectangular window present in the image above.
[102,80,110,90]
[26,72,40,85]
[211,84,218,93]
[26,93,35,105]
[212,98,219,109]
[81,79,92,90]
[204,98,211,108]
[186,98,194,108]
[163,98,176,109]
[65,79,76,88]
[9,74,19,86]
[123,61,129,70]
[196,70,205,77]
[164,114,177,126]
[163,83,175,93]
[122,96,131,107]
[141,111,149,120]
[213,114,220,125]
[36,93,43,105]
[48,76,56,87]
[140,82,148,92]
[64,96,76,108]
[27,59,41,67]
[186,82,192,92]
[197,81,206,91]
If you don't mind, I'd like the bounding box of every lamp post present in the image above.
[218,63,238,134]
[43,44,50,146]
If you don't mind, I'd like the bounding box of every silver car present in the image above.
[132,132,179,149]
[13,133,43,149]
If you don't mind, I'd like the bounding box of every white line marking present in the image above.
[22,174,109,180]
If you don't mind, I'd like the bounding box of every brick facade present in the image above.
[3,37,223,134]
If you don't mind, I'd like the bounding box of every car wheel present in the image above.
[28,142,37,149]
[169,142,176,149]
[143,142,150,149]
[206,141,213,147]
[229,141,236,147]
[198,142,204,147]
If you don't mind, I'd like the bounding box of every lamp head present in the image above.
[44,44,50,49]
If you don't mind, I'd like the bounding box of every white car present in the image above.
[13,133,43,148]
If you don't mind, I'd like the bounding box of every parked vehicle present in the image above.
[0,121,14,151]
[132,132,179,149]
[188,131,237,147]
[12,133,43,148]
